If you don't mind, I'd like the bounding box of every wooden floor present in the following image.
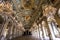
[11,36,40,40]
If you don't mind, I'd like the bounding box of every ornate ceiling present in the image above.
[11,0,60,30]
[0,0,60,30]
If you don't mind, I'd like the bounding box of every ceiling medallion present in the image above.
[25,15,30,21]
[22,0,34,10]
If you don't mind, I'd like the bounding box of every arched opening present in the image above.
[23,30,32,36]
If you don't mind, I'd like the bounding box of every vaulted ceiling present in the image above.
[2,0,60,30]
